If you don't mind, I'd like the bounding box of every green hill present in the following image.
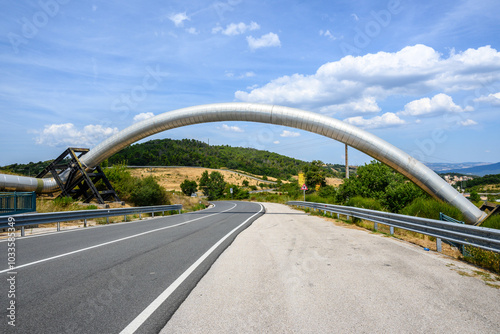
[107,138,340,180]
[1,138,346,180]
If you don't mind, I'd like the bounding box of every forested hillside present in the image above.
[0,138,346,180]
[107,138,339,180]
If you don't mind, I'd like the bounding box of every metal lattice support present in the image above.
[36,148,119,204]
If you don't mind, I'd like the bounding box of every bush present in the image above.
[130,176,169,206]
[105,164,136,202]
[180,179,197,196]
[347,196,385,211]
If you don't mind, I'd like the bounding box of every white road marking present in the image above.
[0,203,237,274]
[119,203,264,334]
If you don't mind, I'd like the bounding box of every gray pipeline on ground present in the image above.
[0,102,487,224]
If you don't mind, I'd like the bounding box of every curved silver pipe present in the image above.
[0,102,487,223]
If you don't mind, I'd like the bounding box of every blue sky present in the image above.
[1,0,500,167]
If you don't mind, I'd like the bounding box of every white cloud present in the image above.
[169,12,189,27]
[460,119,478,126]
[280,130,300,137]
[225,71,256,79]
[351,13,359,21]
[34,123,119,147]
[273,140,280,144]
[319,96,380,115]
[133,112,155,123]
[247,32,281,50]
[399,93,473,117]
[474,92,500,106]
[185,27,199,35]
[235,45,500,112]
[218,124,244,132]
[343,113,405,129]
[212,21,260,35]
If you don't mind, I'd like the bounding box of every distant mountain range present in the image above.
[425,162,500,176]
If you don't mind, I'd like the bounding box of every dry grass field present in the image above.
[129,167,277,192]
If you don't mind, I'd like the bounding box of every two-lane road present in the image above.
[0,201,263,333]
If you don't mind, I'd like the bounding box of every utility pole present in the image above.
[345,143,349,179]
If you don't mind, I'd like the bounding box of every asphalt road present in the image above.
[0,201,263,334]
[163,203,500,333]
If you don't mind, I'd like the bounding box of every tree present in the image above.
[242,180,249,187]
[199,171,226,200]
[469,190,481,202]
[180,179,197,196]
[303,160,327,191]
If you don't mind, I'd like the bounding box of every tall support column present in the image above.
[345,144,349,179]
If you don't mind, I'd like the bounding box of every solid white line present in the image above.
[0,203,236,274]
[119,203,264,334]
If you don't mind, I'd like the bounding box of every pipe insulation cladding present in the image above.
[0,103,487,224]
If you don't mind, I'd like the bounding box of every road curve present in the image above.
[0,201,263,333]
[162,203,500,333]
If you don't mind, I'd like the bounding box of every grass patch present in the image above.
[400,197,465,221]
[481,215,500,230]
[462,246,500,275]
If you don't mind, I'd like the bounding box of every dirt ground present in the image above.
[129,167,275,192]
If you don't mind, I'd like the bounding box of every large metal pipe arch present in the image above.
[0,102,486,224]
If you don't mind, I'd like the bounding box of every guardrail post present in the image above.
[57,222,60,231]
[374,222,378,231]
[124,215,127,222]
[84,219,87,227]
[152,212,155,218]
[139,213,142,220]
[106,217,109,224]
[21,226,25,237]
[178,209,181,214]
[436,238,442,252]
[390,226,394,235]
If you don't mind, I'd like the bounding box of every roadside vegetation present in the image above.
[247,160,500,274]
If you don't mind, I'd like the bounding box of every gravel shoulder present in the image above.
[161,202,500,334]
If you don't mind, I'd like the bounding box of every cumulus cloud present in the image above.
[474,92,500,106]
[460,119,478,126]
[247,32,281,50]
[235,44,500,112]
[218,124,244,132]
[399,93,473,117]
[273,140,280,144]
[169,12,189,27]
[280,130,300,137]
[343,113,405,129]
[319,96,380,115]
[212,21,260,35]
[133,112,155,123]
[34,123,119,147]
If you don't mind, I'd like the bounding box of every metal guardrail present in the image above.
[0,204,182,236]
[0,192,37,216]
[287,201,500,253]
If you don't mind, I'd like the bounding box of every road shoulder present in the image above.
[161,202,500,333]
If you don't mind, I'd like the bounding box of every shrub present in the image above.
[130,176,169,206]
[180,179,197,196]
[347,196,385,211]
